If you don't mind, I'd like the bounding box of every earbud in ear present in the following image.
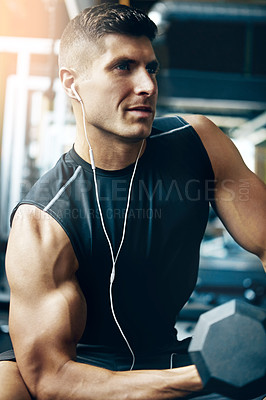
[71,83,82,102]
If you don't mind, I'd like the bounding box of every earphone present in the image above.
[71,83,144,370]
[71,83,82,102]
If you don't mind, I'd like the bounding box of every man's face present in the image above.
[77,34,159,143]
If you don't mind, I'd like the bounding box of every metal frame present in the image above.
[0,37,71,239]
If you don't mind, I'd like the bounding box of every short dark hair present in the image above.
[79,3,157,41]
[59,3,157,70]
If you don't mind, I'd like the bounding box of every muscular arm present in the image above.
[186,115,266,270]
[6,205,202,400]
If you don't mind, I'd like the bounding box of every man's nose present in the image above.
[133,69,157,97]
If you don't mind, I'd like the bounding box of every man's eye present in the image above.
[146,64,159,75]
[116,63,130,71]
[146,67,157,74]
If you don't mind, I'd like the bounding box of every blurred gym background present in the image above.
[0,0,266,351]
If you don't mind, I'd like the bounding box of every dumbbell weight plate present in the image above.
[188,299,266,399]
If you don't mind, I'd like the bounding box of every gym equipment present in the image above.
[188,299,266,399]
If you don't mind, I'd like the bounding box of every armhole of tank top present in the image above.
[177,115,215,181]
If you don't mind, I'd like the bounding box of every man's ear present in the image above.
[59,67,76,100]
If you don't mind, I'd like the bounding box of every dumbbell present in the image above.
[188,299,266,399]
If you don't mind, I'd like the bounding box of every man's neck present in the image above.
[74,134,146,171]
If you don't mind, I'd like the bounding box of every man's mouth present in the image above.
[126,105,153,117]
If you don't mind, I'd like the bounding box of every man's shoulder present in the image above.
[183,114,244,180]
[39,150,76,181]
[10,151,79,223]
[151,115,191,137]
[27,150,78,194]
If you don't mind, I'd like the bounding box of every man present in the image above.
[0,3,265,400]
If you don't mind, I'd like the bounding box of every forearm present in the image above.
[35,360,202,400]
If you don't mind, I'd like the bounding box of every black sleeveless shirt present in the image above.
[11,116,214,354]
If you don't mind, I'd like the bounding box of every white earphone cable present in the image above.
[75,86,143,369]
[92,140,143,371]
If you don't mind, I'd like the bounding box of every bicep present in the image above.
[213,162,266,266]
[6,206,86,391]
